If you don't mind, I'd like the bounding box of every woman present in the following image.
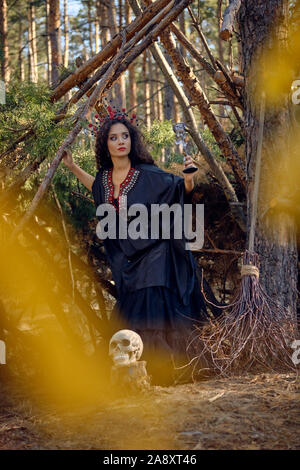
[63,115,209,384]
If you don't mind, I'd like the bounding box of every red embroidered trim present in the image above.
[107,167,135,212]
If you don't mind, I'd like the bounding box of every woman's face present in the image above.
[107,123,131,160]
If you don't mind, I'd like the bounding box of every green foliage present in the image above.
[0,80,71,160]
[0,81,97,229]
[143,120,175,160]
[143,119,228,167]
[163,152,184,169]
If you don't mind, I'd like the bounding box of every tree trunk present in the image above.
[178,11,186,59]
[107,0,121,108]
[174,95,180,122]
[238,0,298,319]
[31,4,38,83]
[148,50,156,122]
[117,0,126,109]
[28,3,38,83]
[18,20,25,81]
[125,2,137,111]
[143,51,151,128]
[27,8,33,81]
[99,0,109,48]
[63,0,69,68]
[217,0,225,63]
[156,74,163,121]
[0,0,9,82]
[163,52,174,121]
[87,0,94,57]
[95,1,100,53]
[49,0,62,87]
[46,0,52,85]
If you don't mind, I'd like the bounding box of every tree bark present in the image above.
[63,0,69,67]
[46,0,52,85]
[143,51,151,128]
[217,0,225,62]
[148,50,156,122]
[163,53,174,121]
[27,9,33,82]
[125,2,137,111]
[178,10,186,59]
[117,0,126,109]
[238,0,298,319]
[0,0,9,82]
[18,20,25,81]
[99,0,109,48]
[49,0,62,87]
[28,3,38,83]
[107,0,125,108]
[220,0,241,41]
[95,1,100,53]
[156,67,163,120]
[174,95,180,122]
[87,0,94,57]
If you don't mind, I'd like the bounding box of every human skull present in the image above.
[109,330,143,367]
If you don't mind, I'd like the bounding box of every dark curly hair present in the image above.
[95,117,156,170]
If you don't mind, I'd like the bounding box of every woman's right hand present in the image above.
[62,149,75,169]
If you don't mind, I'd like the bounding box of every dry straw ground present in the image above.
[0,372,299,450]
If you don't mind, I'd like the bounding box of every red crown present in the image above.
[88,100,138,136]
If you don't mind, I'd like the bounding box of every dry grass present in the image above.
[0,371,299,450]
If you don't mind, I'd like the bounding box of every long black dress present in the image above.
[92,162,208,384]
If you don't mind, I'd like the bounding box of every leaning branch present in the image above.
[169,23,243,110]
[57,0,175,118]
[50,0,173,102]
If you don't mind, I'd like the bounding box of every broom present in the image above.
[190,93,298,377]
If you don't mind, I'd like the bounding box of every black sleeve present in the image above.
[91,170,102,207]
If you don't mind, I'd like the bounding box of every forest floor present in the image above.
[0,371,299,450]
